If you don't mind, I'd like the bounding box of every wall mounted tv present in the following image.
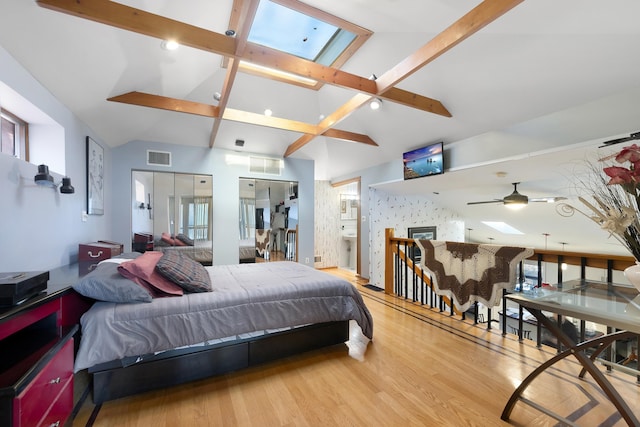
[403,142,444,180]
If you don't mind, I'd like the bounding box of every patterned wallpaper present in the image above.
[368,188,464,288]
[314,181,341,268]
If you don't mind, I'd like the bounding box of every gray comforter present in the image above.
[74,262,373,371]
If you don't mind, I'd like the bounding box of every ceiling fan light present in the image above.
[505,201,527,210]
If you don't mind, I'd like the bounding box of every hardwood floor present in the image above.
[73,268,639,426]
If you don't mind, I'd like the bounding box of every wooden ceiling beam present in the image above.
[322,129,378,147]
[36,0,447,116]
[284,0,523,156]
[375,0,524,93]
[222,109,318,134]
[36,0,236,55]
[209,0,259,147]
[284,93,372,156]
[108,92,219,117]
[381,87,452,118]
[108,91,375,146]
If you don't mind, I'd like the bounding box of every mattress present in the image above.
[74,261,373,371]
[239,238,255,261]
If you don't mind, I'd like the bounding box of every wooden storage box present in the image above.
[132,233,154,253]
[0,271,49,306]
[78,241,122,262]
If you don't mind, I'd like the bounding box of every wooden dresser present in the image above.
[0,264,92,427]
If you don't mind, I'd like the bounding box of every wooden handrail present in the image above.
[386,232,636,275]
[384,228,636,317]
[385,228,460,315]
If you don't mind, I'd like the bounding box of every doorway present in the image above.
[332,178,361,276]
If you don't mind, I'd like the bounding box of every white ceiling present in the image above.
[2,0,640,256]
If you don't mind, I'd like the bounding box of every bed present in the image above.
[239,238,255,263]
[72,259,373,403]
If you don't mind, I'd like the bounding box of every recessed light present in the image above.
[264,109,273,117]
[161,40,179,51]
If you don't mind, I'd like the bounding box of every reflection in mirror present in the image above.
[340,194,358,220]
[131,171,213,265]
[239,178,256,263]
[239,178,298,263]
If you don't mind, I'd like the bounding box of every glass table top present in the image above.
[506,279,640,334]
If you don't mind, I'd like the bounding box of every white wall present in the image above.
[0,45,110,271]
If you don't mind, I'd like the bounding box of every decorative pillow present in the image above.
[176,233,194,246]
[118,251,184,297]
[161,232,176,245]
[172,236,187,246]
[73,262,152,303]
[156,250,212,293]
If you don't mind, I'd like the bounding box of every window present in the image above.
[1,108,28,160]
[229,0,371,89]
[248,0,356,65]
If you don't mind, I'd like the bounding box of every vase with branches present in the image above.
[557,144,640,289]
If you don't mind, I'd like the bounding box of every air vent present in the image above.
[147,150,171,166]
[249,156,282,175]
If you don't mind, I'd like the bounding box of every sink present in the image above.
[342,233,356,239]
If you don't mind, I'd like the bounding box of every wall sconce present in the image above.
[34,164,75,194]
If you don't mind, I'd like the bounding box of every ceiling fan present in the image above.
[599,131,640,147]
[467,183,566,209]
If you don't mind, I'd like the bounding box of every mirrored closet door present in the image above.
[239,178,298,263]
[131,170,213,265]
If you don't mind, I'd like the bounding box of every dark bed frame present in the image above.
[88,320,349,403]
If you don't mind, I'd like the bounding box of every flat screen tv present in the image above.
[403,141,444,180]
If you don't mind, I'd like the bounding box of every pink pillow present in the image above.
[161,232,175,245]
[172,236,187,246]
[118,251,183,297]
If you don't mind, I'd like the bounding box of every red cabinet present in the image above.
[78,241,123,262]
[12,339,74,427]
[0,264,87,427]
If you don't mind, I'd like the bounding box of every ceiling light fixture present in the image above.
[213,92,222,101]
[161,40,180,51]
[369,98,382,110]
[264,109,273,117]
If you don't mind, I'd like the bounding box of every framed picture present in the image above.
[408,226,437,260]
[86,136,104,215]
[341,200,347,214]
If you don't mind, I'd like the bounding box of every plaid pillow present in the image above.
[156,250,212,293]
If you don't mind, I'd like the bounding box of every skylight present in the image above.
[248,0,356,66]
[482,221,524,235]
[228,0,371,89]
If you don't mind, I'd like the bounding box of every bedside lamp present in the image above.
[34,164,75,194]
